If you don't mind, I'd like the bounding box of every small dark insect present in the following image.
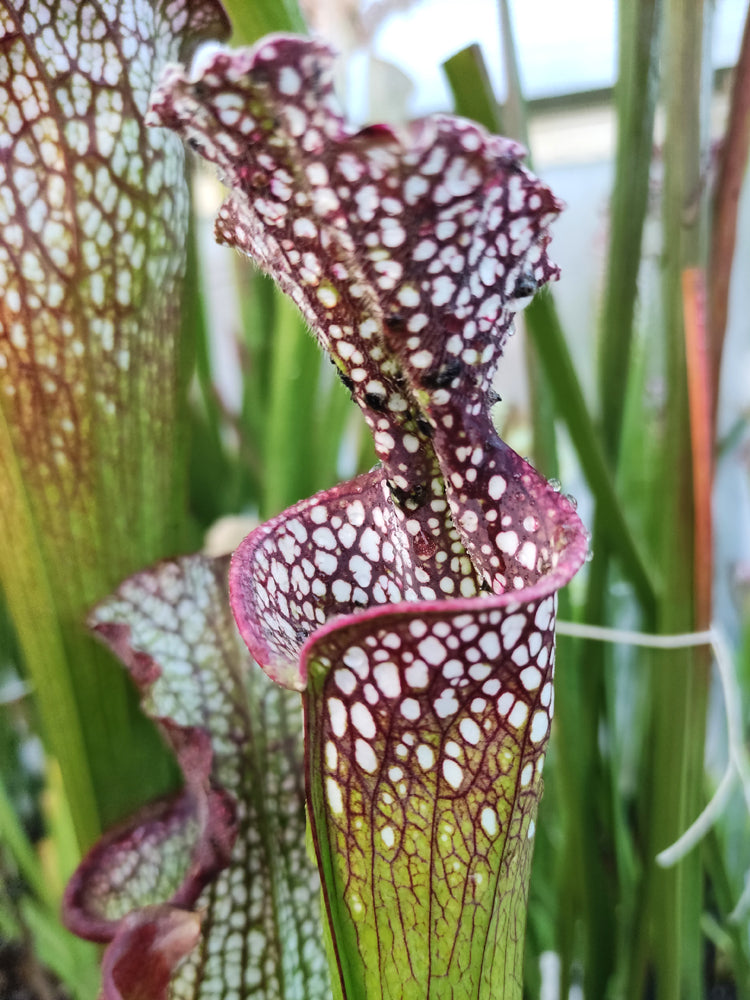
[385,312,406,332]
[388,481,428,510]
[421,360,461,390]
[364,392,387,412]
[416,415,434,438]
[513,273,537,298]
[336,370,355,393]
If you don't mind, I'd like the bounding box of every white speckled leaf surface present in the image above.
[0,0,226,584]
[64,554,330,1000]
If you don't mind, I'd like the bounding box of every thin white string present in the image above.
[557,619,750,922]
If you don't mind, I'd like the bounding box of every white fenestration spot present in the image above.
[528,631,543,657]
[310,505,328,524]
[382,222,406,247]
[355,184,378,221]
[501,613,526,651]
[293,217,317,239]
[314,549,337,574]
[442,758,463,789]
[517,541,537,570]
[351,701,376,739]
[519,666,542,691]
[496,692,514,716]
[373,661,401,698]
[418,636,446,666]
[409,619,428,639]
[480,807,499,837]
[416,744,434,769]
[508,701,529,728]
[442,659,463,680]
[511,644,530,667]
[411,349,433,369]
[530,710,549,744]
[489,475,507,500]
[478,632,500,660]
[520,762,533,787]
[317,284,338,308]
[355,738,378,773]
[328,697,347,737]
[434,688,459,718]
[312,526,336,550]
[343,645,369,677]
[327,777,344,815]
[278,66,301,95]
[348,554,373,587]
[432,275,455,306]
[400,697,421,720]
[381,825,395,849]
[325,741,338,770]
[459,718,481,745]
[306,161,329,186]
[334,669,357,695]
[404,660,430,691]
[397,284,420,307]
[338,523,357,548]
[404,174,429,203]
[497,530,519,556]
[332,578,352,603]
[468,664,491,681]
[360,527,381,561]
[348,499,366,526]
[422,145,447,175]
[535,597,555,631]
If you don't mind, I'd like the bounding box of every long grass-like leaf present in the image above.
[632,3,712,996]
[443,45,503,135]
[221,0,307,42]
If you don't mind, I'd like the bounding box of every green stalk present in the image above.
[600,0,663,458]
[495,1,559,484]
[221,0,306,43]
[262,289,325,517]
[525,295,659,618]
[632,2,711,996]
[443,45,503,134]
[572,2,662,993]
